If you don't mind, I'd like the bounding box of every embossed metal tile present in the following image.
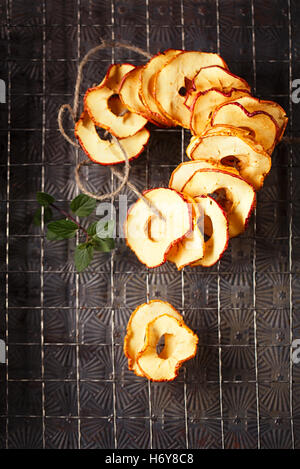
[1,0,300,449]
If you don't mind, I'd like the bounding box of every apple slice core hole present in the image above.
[146,215,165,242]
[220,155,240,169]
[204,215,213,241]
[209,188,233,213]
[108,93,129,116]
[178,78,194,97]
[156,334,165,355]
[156,333,173,358]
[197,214,213,242]
[95,126,112,141]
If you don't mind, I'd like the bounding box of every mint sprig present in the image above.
[34,191,115,272]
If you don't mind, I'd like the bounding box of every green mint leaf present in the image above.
[87,221,98,237]
[46,219,78,240]
[33,207,42,226]
[96,220,115,239]
[74,243,94,272]
[36,192,55,207]
[93,237,115,252]
[70,194,97,217]
[33,206,53,226]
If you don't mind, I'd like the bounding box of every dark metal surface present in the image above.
[0,0,299,449]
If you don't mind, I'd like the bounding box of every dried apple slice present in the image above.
[192,196,229,267]
[84,63,147,138]
[185,65,251,109]
[118,66,160,125]
[203,124,254,139]
[169,160,239,193]
[154,51,228,128]
[211,101,278,153]
[137,314,198,381]
[75,111,150,165]
[182,169,256,238]
[229,95,288,142]
[125,188,192,268]
[190,88,252,136]
[167,195,204,270]
[124,300,183,377]
[187,128,272,190]
[140,49,182,127]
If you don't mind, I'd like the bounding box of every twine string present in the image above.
[57,39,164,220]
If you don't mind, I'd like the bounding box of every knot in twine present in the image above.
[57,39,165,220]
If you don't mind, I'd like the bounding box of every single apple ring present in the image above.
[136,314,198,382]
[184,65,251,109]
[211,101,278,154]
[75,111,150,165]
[84,63,148,138]
[186,127,271,190]
[182,169,256,238]
[226,95,288,142]
[124,188,193,268]
[124,300,183,377]
[169,160,239,193]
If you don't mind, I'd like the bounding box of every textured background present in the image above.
[0,0,300,449]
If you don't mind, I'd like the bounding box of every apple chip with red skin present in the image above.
[75,111,150,165]
[140,49,182,127]
[190,88,252,136]
[118,66,160,125]
[211,101,278,154]
[192,195,229,268]
[137,314,198,382]
[169,160,239,193]
[84,63,147,138]
[185,65,251,109]
[228,95,288,142]
[167,195,204,270]
[182,169,256,238]
[124,300,183,377]
[124,188,193,268]
[186,126,272,190]
[154,51,228,128]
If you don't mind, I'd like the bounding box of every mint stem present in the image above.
[50,203,89,242]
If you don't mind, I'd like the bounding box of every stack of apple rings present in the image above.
[75,49,288,270]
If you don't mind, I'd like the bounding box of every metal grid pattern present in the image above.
[0,0,299,449]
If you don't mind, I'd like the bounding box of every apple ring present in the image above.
[124,188,192,268]
[75,111,150,165]
[182,169,256,238]
[186,126,271,190]
[136,314,198,382]
[85,63,148,138]
[211,101,278,154]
